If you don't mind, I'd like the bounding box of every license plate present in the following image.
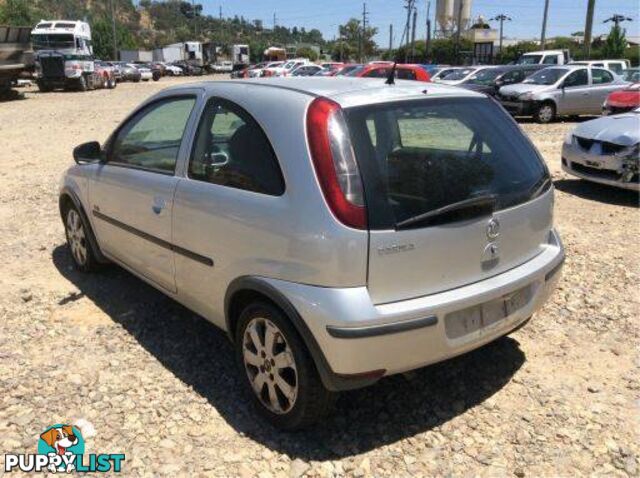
[444,287,531,339]
[585,159,603,169]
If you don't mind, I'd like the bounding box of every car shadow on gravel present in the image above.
[554,179,639,208]
[53,245,525,460]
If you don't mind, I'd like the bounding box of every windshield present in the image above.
[623,69,640,82]
[344,65,365,77]
[31,33,75,51]
[344,98,548,228]
[442,68,476,81]
[523,68,567,85]
[517,55,542,65]
[465,68,504,85]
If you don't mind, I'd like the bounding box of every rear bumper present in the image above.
[562,143,639,191]
[265,229,564,387]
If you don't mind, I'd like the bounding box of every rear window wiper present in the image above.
[395,194,497,230]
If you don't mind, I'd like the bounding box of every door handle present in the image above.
[152,197,166,215]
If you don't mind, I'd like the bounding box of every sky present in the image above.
[196,0,639,46]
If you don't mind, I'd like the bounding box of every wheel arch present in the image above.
[224,276,380,391]
[59,187,108,263]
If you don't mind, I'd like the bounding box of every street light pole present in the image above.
[540,0,550,49]
[491,14,512,60]
[110,0,118,60]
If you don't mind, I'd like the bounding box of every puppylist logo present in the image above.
[4,424,125,473]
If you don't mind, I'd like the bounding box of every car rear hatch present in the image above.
[343,96,553,304]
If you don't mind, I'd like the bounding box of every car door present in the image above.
[89,94,198,292]
[557,68,590,114]
[588,68,618,113]
[172,97,286,325]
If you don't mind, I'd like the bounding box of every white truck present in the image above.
[31,20,98,91]
[516,49,571,66]
[231,44,250,70]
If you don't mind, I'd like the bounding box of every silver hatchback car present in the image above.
[60,78,565,429]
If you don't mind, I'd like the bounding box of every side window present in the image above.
[189,99,284,196]
[592,69,614,84]
[563,69,588,88]
[364,68,389,78]
[110,97,195,173]
[608,63,623,74]
[397,69,417,80]
[542,55,558,65]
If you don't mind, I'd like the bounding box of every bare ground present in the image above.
[0,77,638,477]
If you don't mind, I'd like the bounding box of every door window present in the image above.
[397,68,417,80]
[542,55,558,65]
[110,97,195,173]
[592,69,614,84]
[607,63,623,74]
[363,67,389,78]
[563,69,588,88]
[189,99,284,195]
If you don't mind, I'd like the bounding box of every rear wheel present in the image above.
[235,302,334,429]
[534,102,555,124]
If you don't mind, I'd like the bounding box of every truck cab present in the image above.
[0,25,34,98]
[516,49,570,66]
[31,20,97,92]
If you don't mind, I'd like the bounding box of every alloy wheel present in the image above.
[539,105,554,123]
[242,317,298,414]
[66,209,87,266]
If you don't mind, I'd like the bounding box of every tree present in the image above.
[92,17,137,60]
[603,24,627,58]
[0,0,36,25]
[296,46,318,61]
[338,18,377,61]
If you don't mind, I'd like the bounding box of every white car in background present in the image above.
[248,61,285,78]
[129,63,153,81]
[263,58,310,77]
[162,63,183,76]
[436,66,495,86]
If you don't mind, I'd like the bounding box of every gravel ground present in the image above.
[0,77,638,477]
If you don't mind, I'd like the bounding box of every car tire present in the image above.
[108,77,117,89]
[37,80,52,93]
[534,102,555,124]
[235,301,335,430]
[77,75,88,92]
[62,203,101,272]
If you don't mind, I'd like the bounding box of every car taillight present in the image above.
[306,97,366,229]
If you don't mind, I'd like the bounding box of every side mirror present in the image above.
[73,141,101,164]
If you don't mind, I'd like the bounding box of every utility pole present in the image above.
[584,0,596,57]
[273,12,277,29]
[219,5,222,20]
[540,0,550,48]
[389,24,393,52]
[603,14,633,28]
[410,9,417,62]
[454,0,464,63]
[491,14,512,60]
[360,2,369,63]
[403,0,414,63]
[426,0,431,61]
[109,0,118,60]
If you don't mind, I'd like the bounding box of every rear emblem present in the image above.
[486,218,500,240]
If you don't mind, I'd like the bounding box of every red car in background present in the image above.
[351,63,431,82]
[603,84,640,115]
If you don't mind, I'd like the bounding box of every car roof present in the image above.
[161,77,484,108]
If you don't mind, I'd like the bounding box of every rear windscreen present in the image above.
[344,97,549,230]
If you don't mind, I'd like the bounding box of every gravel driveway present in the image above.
[0,78,638,477]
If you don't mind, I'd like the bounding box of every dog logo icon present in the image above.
[37,424,84,457]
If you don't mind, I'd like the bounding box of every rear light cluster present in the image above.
[306,97,367,229]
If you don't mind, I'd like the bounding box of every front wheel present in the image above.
[235,302,335,429]
[534,102,556,124]
[77,75,88,92]
[63,205,101,272]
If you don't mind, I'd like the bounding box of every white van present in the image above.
[569,60,630,76]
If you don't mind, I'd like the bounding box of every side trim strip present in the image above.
[326,315,438,339]
[92,210,214,267]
